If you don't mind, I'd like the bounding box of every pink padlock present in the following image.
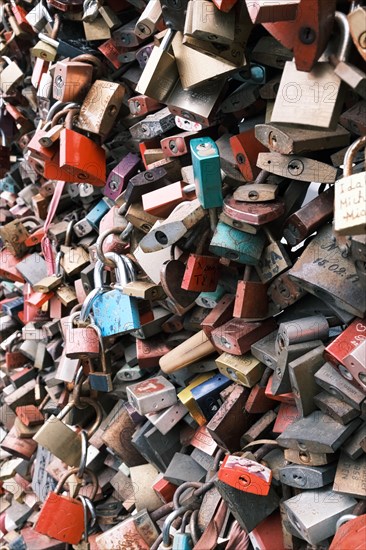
[64,312,100,359]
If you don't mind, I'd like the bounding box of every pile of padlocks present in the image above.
[0,0,365,548]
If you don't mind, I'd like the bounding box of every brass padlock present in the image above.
[75,80,125,140]
[33,397,102,467]
[136,28,178,102]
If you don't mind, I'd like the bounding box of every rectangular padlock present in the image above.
[126,376,177,415]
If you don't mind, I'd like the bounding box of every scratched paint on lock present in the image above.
[209,222,266,265]
[92,291,140,337]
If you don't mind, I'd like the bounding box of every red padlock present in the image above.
[43,109,106,186]
[329,514,366,550]
[181,230,220,292]
[34,468,97,545]
[218,454,272,496]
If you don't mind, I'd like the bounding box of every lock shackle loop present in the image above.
[162,506,189,546]
[334,11,352,63]
[57,396,103,437]
[77,494,97,543]
[50,12,61,40]
[69,310,94,328]
[65,219,76,247]
[0,56,12,66]
[88,321,109,374]
[0,128,6,146]
[96,226,126,267]
[93,251,128,289]
[76,493,90,545]
[160,27,175,51]
[343,135,366,177]
[54,249,64,278]
[55,466,99,500]
[195,228,210,256]
[72,54,104,77]
[77,429,88,478]
[46,100,80,122]
[50,107,80,129]
[121,254,136,283]
[72,365,89,410]
[80,287,106,323]
[336,514,357,531]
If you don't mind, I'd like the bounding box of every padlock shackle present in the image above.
[96,226,126,267]
[80,287,106,323]
[162,506,189,546]
[57,396,103,438]
[73,54,104,77]
[55,466,99,500]
[343,135,366,177]
[334,11,352,63]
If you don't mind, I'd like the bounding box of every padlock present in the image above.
[218,454,272,496]
[60,220,90,277]
[63,312,100,359]
[271,11,351,129]
[44,109,106,187]
[136,28,178,102]
[283,487,356,545]
[104,153,141,201]
[88,328,113,393]
[254,121,350,155]
[181,230,220,292]
[52,57,94,103]
[34,468,98,545]
[314,362,366,414]
[75,80,125,139]
[334,136,366,236]
[288,223,366,317]
[209,221,266,265]
[190,137,222,213]
[283,186,334,246]
[184,0,235,45]
[233,265,268,319]
[33,397,103,467]
[82,252,140,338]
[0,56,24,94]
[348,5,366,61]
[127,375,177,415]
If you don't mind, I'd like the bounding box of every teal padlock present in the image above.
[172,533,193,550]
[80,252,141,338]
[209,221,266,265]
[190,137,223,210]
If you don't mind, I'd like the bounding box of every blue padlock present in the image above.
[190,373,231,422]
[80,252,140,338]
[85,197,113,231]
[172,533,193,550]
[190,137,223,210]
[209,221,266,265]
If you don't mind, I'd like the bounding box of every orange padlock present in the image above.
[218,454,272,496]
[230,128,268,182]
